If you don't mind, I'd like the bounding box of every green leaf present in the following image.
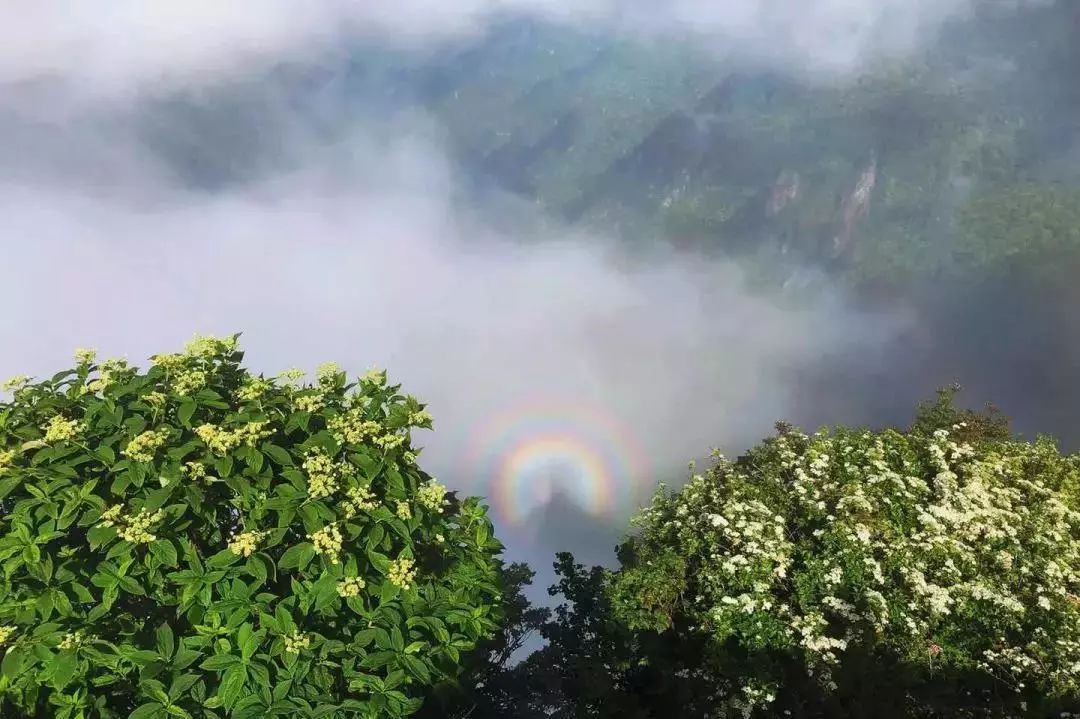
[207,549,240,569]
[263,444,293,467]
[150,540,178,568]
[169,673,200,700]
[380,582,400,604]
[200,654,240,671]
[367,550,391,575]
[218,663,248,710]
[365,524,385,550]
[155,623,175,658]
[278,543,315,571]
[129,703,166,719]
[2,646,26,679]
[49,651,77,688]
[401,654,431,684]
[178,399,197,428]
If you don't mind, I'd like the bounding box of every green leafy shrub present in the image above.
[0,336,504,719]
[612,397,1080,716]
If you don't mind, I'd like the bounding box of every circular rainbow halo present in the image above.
[466,399,650,528]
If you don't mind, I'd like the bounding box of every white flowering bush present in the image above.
[612,394,1080,716]
[0,336,503,719]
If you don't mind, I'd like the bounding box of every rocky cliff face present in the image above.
[766,169,801,217]
[833,154,878,257]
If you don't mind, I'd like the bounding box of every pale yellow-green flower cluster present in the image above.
[374,432,407,451]
[337,576,366,598]
[195,422,272,455]
[43,415,83,444]
[388,556,417,590]
[150,353,186,372]
[73,348,97,366]
[2,375,31,392]
[284,631,310,654]
[277,368,305,386]
[309,524,344,563]
[327,408,382,445]
[143,391,167,410]
[236,376,273,402]
[172,368,208,396]
[396,501,412,520]
[0,625,16,644]
[317,362,341,385]
[59,630,90,650]
[341,485,378,519]
[85,358,134,394]
[0,449,16,473]
[361,367,387,386]
[303,448,340,500]
[416,480,448,513]
[183,334,238,359]
[228,530,267,558]
[122,429,170,463]
[183,461,208,481]
[98,505,122,528]
[409,409,434,427]
[293,394,324,414]
[99,506,166,544]
[119,508,166,544]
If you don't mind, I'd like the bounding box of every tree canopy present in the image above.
[0,337,503,719]
[611,391,1080,716]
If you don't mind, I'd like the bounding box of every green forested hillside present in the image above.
[364,2,1080,292]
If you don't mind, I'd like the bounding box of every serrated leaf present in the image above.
[218,664,247,710]
[150,540,178,568]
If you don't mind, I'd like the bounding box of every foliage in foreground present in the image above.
[611,391,1080,716]
[0,336,503,719]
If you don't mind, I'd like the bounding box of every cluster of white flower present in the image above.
[620,422,1080,707]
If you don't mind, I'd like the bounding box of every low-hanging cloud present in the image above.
[0,0,953,578]
[0,79,908,570]
[0,0,1031,96]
